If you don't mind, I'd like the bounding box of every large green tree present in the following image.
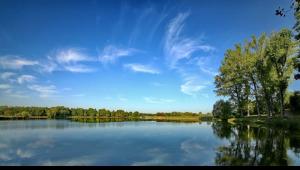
[215,29,296,118]
[265,29,296,117]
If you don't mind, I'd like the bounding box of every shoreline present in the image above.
[0,115,204,122]
[1,115,299,125]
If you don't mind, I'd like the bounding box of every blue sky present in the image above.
[0,0,299,113]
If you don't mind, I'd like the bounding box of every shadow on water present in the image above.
[211,121,300,166]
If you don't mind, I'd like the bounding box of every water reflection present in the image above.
[0,120,221,165]
[0,120,299,165]
[212,121,300,166]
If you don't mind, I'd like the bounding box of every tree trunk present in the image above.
[247,103,250,117]
[269,96,274,117]
[235,86,243,117]
[263,88,272,118]
[251,78,260,116]
[279,89,284,117]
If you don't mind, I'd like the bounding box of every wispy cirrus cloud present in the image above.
[41,48,96,73]
[128,7,153,46]
[0,72,16,80]
[164,12,215,68]
[199,67,218,76]
[0,84,11,90]
[1,85,29,98]
[16,149,33,159]
[124,63,160,74]
[144,97,175,104]
[55,48,93,64]
[164,12,216,96]
[99,45,138,64]
[27,84,58,98]
[40,59,58,73]
[1,49,97,74]
[180,79,206,96]
[17,75,36,84]
[131,148,169,166]
[0,56,39,69]
[196,57,218,76]
[178,70,212,96]
[64,64,95,73]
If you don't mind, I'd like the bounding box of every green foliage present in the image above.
[212,100,233,120]
[155,112,199,117]
[292,0,300,81]
[19,111,30,118]
[0,106,202,120]
[87,108,97,117]
[215,29,297,118]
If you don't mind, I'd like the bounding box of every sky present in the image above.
[0,0,299,113]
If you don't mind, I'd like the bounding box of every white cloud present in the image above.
[132,148,169,166]
[196,57,218,76]
[28,84,57,98]
[17,75,36,84]
[41,156,96,166]
[2,88,29,98]
[164,12,216,96]
[16,149,33,159]
[99,45,138,64]
[40,61,58,73]
[199,67,218,76]
[0,84,11,90]
[55,48,92,64]
[27,137,54,149]
[0,153,12,161]
[144,97,175,104]
[180,79,206,96]
[164,12,215,68]
[0,72,16,80]
[181,139,204,154]
[41,49,96,73]
[0,56,39,69]
[124,63,160,74]
[64,64,95,73]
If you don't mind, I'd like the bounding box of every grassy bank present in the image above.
[228,115,300,128]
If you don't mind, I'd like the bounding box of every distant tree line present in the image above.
[155,112,201,117]
[0,106,210,119]
[0,106,142,119]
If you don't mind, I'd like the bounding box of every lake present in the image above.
[0,120,299,166]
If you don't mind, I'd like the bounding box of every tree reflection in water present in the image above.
[212,121,300,166]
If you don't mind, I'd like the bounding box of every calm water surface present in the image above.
[0,120,299,165]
